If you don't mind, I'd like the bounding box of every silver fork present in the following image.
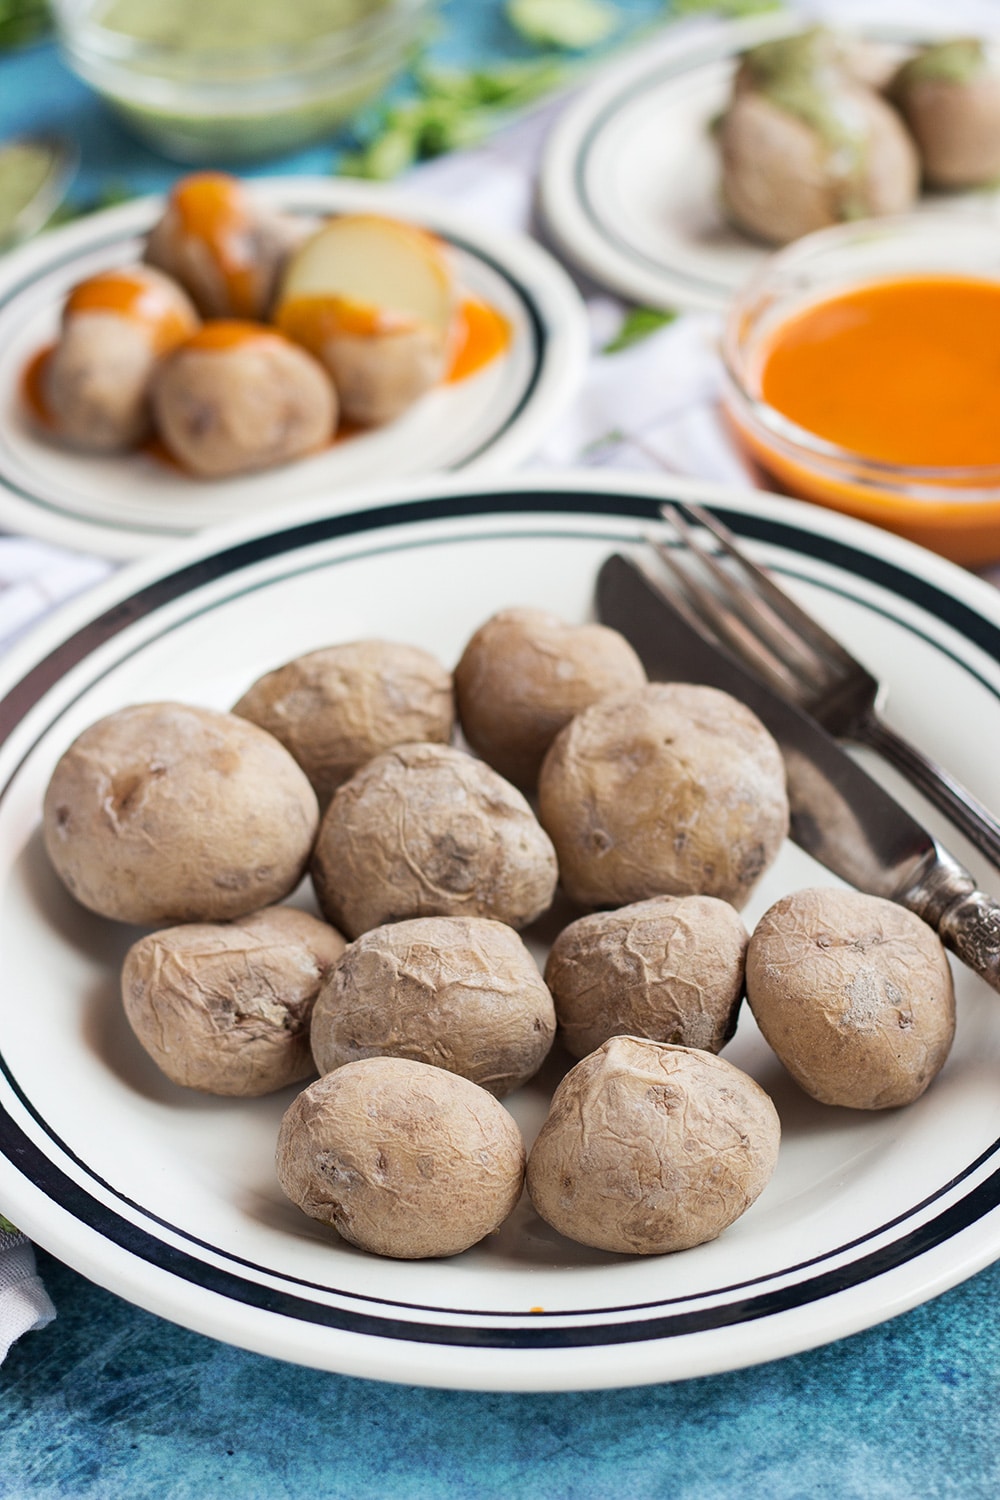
[651,499,1000,872]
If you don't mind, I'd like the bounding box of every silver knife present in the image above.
[597,551,1000,994]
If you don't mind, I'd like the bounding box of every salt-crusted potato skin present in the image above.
[454,607,647,789]
[310,742,558,939]
[151,328,335,478]
[276,1056,526,1258]
[233,639,454,809]
[891,64,1000,188]
[121,906,346,1096]
[746,887,956,1109]
[545,895,748,1060]
[537,683,788,911]
[318,325,447,428]
[43,702,320,925]
[41,266,200,452]
[718,85,919,247]
[310,915,555,1096]
[526,1036,780,1254]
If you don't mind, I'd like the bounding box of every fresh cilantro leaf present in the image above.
[669,0,783,17]
[0,1214,18,1234]
[603,306,677,353]
[505,0,617,51]
[0,0,49,50]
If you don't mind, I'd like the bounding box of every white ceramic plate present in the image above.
[2,470,1000,1392]
[0,180,588,559]
[538,13,1000,312]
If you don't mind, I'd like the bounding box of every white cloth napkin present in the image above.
[3,0,999,1358]
[0,1226,56,1361]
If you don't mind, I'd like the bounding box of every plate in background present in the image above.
[1,470,1000,1390]
[538,13,995,312]
[0,180,588,559]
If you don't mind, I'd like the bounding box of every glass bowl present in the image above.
[53,0,431,163]
[722,213,1000,568]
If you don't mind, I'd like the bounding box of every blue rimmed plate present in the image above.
[1,470,1000,1390]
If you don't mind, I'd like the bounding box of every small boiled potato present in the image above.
[274,213,456,427]
[40,265,199,452]
[526,1036,780,1255]
[121,906,346,1096]
[151,322,336,478]
[745,887,956,1109]
[145,171,306,320]
[310,742,558,939]
[233,639,454,809]
[42,701,319,925]
[310,915,556,1096]
[276,1056,526,1258]
[545,894,748,1060]
[889,40,1000,188]
[537,682,789,911]
[454,607,647,789]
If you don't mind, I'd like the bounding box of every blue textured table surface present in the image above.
[2,5,1000,1497]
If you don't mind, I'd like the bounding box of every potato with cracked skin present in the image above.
[526,1036,780,1255]
[121,906,346,1096]
[310,915,555,1096]
[537,682,789,912]
[718,29,919,246]
[889,38,1000,188]
[453,607,647,790]
[310,741,558,939]
[276,1056,526,1258]
[233,639,454,810]
[746,886,956,1109]
[42,701,319,925]
[151,321,336,478]
[39,264,199,452]
[144,171,306,321]
[545,894,748,1061]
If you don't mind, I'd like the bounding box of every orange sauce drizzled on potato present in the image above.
[182,319,287,353]
[446,297,512,382]
[275,295,416,355]
[169,172,259,319]
[64,270,198,353]
[21,344,53,424]
[758,274,1000,467]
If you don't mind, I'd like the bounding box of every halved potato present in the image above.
[274,214,456,427]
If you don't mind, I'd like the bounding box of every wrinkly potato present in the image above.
[42,701,319,925]
[718,31,919,245]
[310,742,558,939]
[746,886,956,1109]
[40,265,200,452]
[453,607,647,789]
[276,1056,526,1258]
[537,682,789,911]
[890,40,1000,188]
[310,915,555,1096]
[145,171,305,321]
[121,906,346,1096]
[233,639,454,808]
[526,1036,780,1255]
[545,895,748,1060]
[151,324,336,478]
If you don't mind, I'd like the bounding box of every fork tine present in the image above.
[673,500,859,678]
[653,507,805,698]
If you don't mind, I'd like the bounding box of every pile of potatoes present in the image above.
[717,29,1000,246]
[30,171,478,478]
[41,604,957,1261]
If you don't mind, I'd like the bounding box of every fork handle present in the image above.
[859,709,1000,873]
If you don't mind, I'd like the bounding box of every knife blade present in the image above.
[597,551,1000,994]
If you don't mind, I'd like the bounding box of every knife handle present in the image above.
[937,888,1000,994]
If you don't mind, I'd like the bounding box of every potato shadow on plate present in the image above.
[17,825,141,966]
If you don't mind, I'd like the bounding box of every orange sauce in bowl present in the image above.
[757,275,1000,467]
[731,273,1000,565]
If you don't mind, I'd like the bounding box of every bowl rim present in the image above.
[722,210,1000,496]
[52,0,428,74]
